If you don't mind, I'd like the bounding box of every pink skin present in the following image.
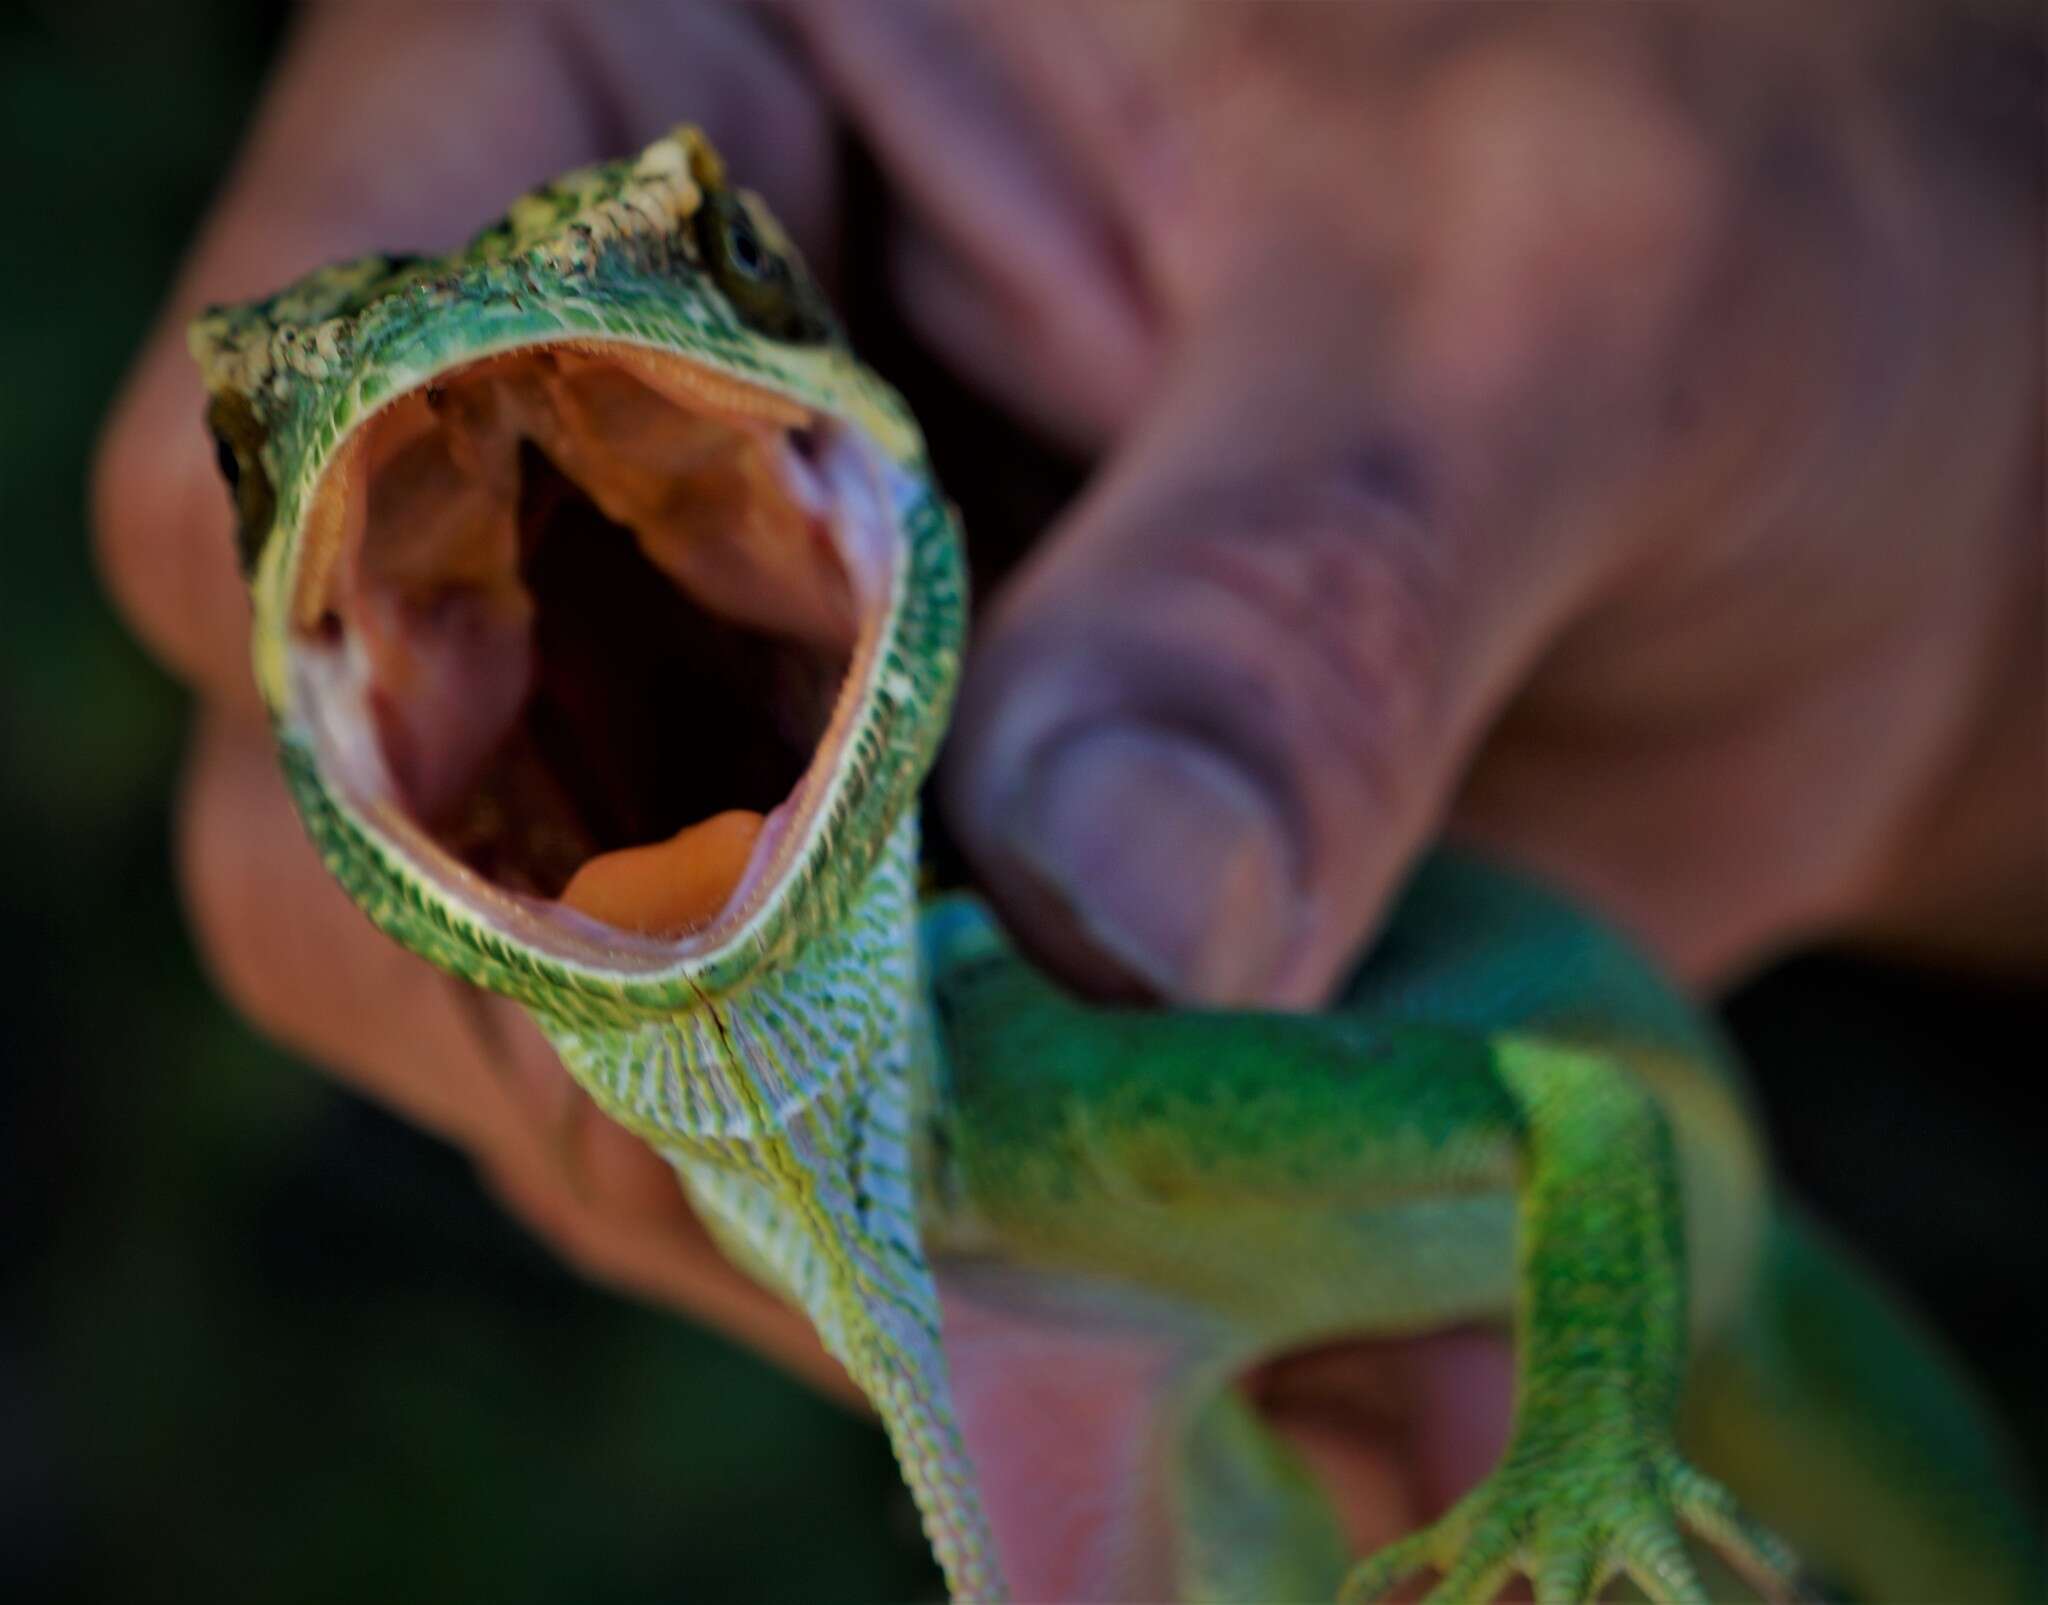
[93,2,2041,1595]
[940,1274,1514,1599]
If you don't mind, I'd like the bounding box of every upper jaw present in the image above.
[280,338,909,975]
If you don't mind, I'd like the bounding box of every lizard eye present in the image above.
[697,192,830,344]
[721,203,769,280]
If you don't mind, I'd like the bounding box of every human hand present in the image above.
[95,1,2043,1596]
[841,2,2042,1002]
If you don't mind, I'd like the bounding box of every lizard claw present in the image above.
[1337,1443,1805,1603]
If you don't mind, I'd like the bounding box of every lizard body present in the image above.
[191,128,2042,1603]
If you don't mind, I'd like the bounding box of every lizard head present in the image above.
[191,128,964,1025]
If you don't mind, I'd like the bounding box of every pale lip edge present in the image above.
[280,366,912,982]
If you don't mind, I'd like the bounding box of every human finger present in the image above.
[177,709,851,1397]
[942,32,1733,1005]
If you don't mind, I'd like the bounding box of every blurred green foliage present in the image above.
[2,5,2039,1603]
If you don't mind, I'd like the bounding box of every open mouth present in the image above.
[288,344,896,955]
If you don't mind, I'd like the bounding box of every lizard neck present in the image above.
[534,808,938,1165]
[531,807,944,1333]
[531,811,1005,1599]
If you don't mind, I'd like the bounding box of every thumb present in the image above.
[942,280,1598,1008]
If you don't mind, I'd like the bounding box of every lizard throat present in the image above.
[286,343,902,959]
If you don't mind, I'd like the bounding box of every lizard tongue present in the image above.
[557,809,766,937]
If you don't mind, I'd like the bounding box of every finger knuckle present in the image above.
[92,363,246,696]
[89,387,171,633]
[176,768,310,1048]
[1154,466,1456,824]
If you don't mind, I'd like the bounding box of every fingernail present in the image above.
[1000,724,1296,1003]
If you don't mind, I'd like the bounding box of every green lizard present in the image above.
[189,127,2041,1603]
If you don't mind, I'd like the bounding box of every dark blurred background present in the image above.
[1,4,2040,1602]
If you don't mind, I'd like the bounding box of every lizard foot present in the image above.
[1337,1443,1802,1603]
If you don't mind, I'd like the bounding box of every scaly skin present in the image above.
[191,129,2043,1603]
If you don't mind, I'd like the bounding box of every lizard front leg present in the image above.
[1339,1039,1796,1604]
[923,898,1799,1603]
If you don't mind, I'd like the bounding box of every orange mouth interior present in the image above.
[296,347,861,938]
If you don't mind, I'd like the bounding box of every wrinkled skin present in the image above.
[95,1,2043,1589]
